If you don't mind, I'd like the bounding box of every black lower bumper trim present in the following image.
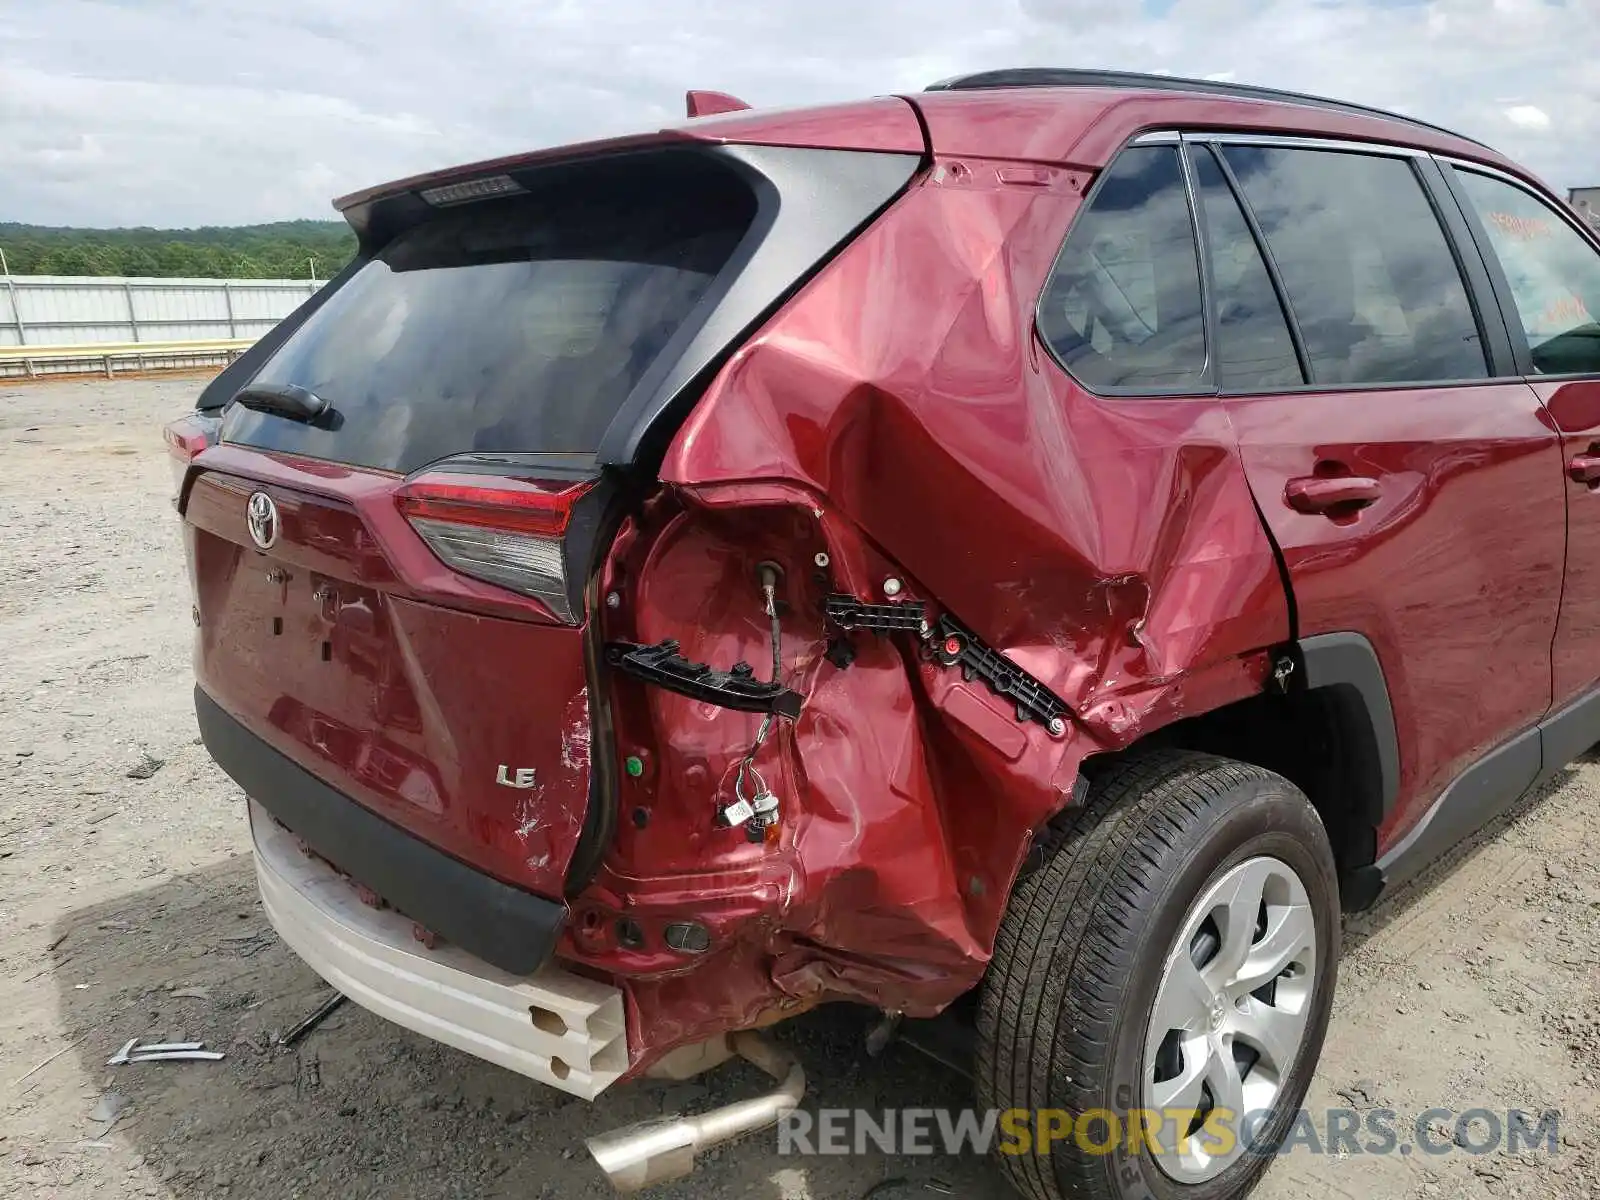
[195,686,564,975]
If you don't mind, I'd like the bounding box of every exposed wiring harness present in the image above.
[721,567,785,837]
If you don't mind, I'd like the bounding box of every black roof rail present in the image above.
[925,68,1492,152]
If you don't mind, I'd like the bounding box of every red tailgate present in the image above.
[185,450,593,899]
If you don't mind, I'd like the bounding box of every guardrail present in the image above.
[0,338,255,380]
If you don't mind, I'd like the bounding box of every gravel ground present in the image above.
[2,375,1597,1200]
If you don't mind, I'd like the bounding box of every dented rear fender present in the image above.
[579,160,1291,1070]
[662,163,1290,741]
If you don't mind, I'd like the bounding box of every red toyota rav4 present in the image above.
[168,69,1600,1199]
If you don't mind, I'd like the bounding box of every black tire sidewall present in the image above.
[1081,778,1341,1200]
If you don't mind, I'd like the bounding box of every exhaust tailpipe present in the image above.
[586,1031,806,1192]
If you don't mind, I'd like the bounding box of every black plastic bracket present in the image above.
[824,594,928,634]
[824,635,858,670]
[929,614,1070,734]
[605,640,803,720]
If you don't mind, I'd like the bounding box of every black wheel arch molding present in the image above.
[1285,631,1400,910]
[1293,630,1401,821]
[1296,629,1600,908]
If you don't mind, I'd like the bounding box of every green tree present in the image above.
[0,220,356,279]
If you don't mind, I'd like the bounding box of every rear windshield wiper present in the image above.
[232,382,331,423]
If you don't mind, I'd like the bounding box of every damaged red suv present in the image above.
[170,69,1600,1199]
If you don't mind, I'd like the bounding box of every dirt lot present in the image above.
[1,375,1598,1200]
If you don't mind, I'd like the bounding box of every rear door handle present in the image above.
[1568,453,1600,484]
[1284,475,1382,515]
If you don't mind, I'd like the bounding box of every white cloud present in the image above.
[0,0,1596,226]
[1505,103,1552,129]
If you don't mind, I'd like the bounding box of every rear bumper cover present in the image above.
[249,798,628,1098]
[195,685,564,975]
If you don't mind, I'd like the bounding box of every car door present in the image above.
[1189,137,1567,855]
[1441,163,1600,762]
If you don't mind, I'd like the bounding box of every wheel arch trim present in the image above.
[1295,631,1401,822]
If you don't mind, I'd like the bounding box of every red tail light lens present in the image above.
[162,412,219,504]
[395,473,593,623]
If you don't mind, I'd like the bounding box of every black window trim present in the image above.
[1176,137,1220,387]
[1042,129,1533,399]
[1436,156,1600,384]
[1186,137,1313,386]
[1411,153,1518,378]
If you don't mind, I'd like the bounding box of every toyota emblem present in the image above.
[246,491,279,550]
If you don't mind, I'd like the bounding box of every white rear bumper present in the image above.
[249,799,628,1099]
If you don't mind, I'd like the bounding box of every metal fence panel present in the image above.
[0,275,322,347]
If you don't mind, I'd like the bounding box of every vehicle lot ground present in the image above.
[1,374,1598,1200]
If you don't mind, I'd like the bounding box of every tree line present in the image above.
[0,220,357,280]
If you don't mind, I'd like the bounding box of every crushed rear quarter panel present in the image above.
[588,153,1290,1066]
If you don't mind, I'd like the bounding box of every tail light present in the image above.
[396,472,594,623]
[162,412,220,504]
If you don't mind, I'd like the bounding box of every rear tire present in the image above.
[976,750,1340,1200]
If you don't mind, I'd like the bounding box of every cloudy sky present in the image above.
[1,0,1595,229]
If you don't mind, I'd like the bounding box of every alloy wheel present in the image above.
[1142,855,1318,1184]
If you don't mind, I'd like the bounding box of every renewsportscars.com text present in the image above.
[777,1107,1561,1160]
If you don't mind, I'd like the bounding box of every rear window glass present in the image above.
[224,154,757,473]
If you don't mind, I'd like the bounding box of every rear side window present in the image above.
[225,153,757,473]
[1221,146,1487,386]
[1188,144,1303,390]
[1453,169,1600,375]
[1037,146,1208,392]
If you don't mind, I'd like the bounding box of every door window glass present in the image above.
[1188,144,1304,389]
[1454,169,1600,376]
[1221,146,1488,385]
